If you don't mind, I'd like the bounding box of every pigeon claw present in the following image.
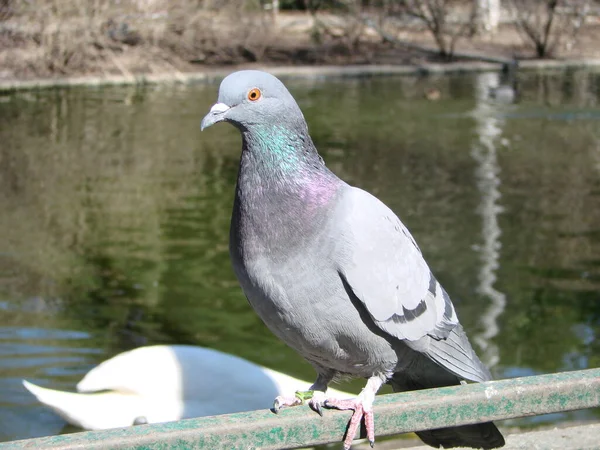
[324,398,375,450]
[310,400,323,417]
[272,401,281,414]
[307,390,327,417]
[132,416,148,426]
[272,399,281,414]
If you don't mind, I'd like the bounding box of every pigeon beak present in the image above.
[201,103,230,131]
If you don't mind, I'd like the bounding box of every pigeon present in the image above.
[23,345,352,431]
[201,70,505,450]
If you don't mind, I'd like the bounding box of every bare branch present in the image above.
[509,0,592,58]
[391,0,478,59]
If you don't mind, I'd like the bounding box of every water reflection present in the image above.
[471,72,508,369]
[1,69,600,441]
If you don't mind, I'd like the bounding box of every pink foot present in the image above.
[325,398,375,449]
[272,395,302,413]
[273,391,327,415]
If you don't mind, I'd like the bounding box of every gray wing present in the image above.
[335,186,458,342]
[334,187,491,382]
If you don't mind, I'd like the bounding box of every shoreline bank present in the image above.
[2,58,600,92]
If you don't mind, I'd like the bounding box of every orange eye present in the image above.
[247,88,262,102]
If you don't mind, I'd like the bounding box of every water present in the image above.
[1,69,600,442]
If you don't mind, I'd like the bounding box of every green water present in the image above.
[1,69,599,441]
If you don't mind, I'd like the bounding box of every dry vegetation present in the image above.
[0,0,286,78]
[0,0,599,80]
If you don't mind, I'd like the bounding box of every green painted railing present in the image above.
[3,368,599,450]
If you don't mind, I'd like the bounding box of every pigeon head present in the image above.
[200,70,332,182]
[201,70,306,133]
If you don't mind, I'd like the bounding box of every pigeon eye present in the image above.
[247,88,262,102]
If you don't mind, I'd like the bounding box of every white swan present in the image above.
[23,345,353,431]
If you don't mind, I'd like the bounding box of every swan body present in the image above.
[23,345,352,430]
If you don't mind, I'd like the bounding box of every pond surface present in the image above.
[1,69,600,442]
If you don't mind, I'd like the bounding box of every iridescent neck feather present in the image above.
[242,124,323,175]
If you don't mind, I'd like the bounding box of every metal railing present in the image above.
[2,368,599,450]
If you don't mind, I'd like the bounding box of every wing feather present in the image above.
[336,187,458,342]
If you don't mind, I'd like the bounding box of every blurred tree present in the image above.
[508,0,591,57]
[389,0,478,60]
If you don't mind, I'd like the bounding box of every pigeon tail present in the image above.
[420,324,492,383]
[390,371,505,449]
[415,424,505,449]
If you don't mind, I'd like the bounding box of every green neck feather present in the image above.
[246,124,311,174]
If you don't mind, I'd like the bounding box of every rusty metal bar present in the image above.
[2,368,599,450]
